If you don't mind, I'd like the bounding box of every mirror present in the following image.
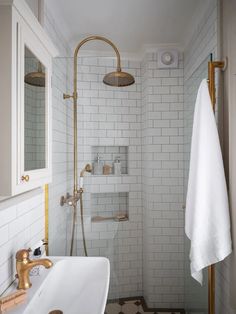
[24,46,46,171]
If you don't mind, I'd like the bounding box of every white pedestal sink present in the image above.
[9,256,110,314]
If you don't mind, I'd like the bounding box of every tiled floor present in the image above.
[105,298,181,314]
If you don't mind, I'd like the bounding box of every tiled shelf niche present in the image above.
[91,192,129,222]
[91,146,128,175]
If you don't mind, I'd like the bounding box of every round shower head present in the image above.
[103,70,135,87]
[24,62,45,87]
[24,71,45,87]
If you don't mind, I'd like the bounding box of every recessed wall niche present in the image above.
[91,146,128,175]
[91,192,129,222]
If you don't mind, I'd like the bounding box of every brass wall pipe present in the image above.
[63,36,134,256]
[64,36,122,196]
[207,59,225,314]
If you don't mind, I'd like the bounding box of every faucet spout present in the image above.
[15,249,53,290]
[27,258,53,270]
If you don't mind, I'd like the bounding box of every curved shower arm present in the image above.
[70,36,121,194]
[74,35,121,71]
[63,36,128,194]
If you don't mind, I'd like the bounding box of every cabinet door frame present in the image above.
[14,11,52,194]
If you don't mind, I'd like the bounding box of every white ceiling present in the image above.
[47,0,207,54]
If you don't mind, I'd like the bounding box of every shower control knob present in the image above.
[63,93,73,99]
[21,175,30,182]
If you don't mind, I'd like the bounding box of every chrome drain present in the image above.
[48,311,63,314]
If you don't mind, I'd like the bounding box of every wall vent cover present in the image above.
[157,49,178,68]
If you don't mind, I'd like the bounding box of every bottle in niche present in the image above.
[114,156,121,175]
[93,153,104,175]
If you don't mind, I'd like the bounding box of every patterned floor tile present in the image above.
[105,297,181,314]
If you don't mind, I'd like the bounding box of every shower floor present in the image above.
[105,297,184,314]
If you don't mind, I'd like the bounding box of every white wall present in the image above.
[142,51,184,309]
[0,0,71,294]
[65,51,185,307]
[0,190,44,294]
[43,2,73,256]
[73,55,143,299]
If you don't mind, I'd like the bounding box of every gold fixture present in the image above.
[15,249,53,290]
[60,163,92,207]
[207,59,226,314]
[0,290,27,312]
[63,94,73,100]
[60,192,80,207]
[62,36,135,257]
[44,184,49,256]
[64,35,135,198]
[103,70,135,87]
[208,60,226,110]
[24,62,45,87]
[21,175,29,182]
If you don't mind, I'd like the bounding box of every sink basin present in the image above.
[9,256,110,314]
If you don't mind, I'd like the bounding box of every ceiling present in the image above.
[47,0,207,54]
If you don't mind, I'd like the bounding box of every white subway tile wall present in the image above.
[142,52,184,309]
[0,190,44,294]
[91,192,128,218]
[44,3,73,257]
[0,2,72,295]
[74,55,143,300]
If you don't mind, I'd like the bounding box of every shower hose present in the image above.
[70,189,88,257]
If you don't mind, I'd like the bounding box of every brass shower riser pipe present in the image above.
[63,36,135,256]
[64,36,124,195]
[207,59,226,314]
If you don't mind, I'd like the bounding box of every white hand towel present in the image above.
[185,78,232,285]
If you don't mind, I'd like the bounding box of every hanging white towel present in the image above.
[185,78,232,285]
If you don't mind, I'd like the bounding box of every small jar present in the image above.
[103,164,112,175]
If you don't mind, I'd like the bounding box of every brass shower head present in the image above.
[24,62,45,87]
[103,69,135,87]
[73,36,135,89]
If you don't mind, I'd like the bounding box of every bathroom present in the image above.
[0,0,235,313]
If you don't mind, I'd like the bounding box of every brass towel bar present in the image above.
[207,58,227,314]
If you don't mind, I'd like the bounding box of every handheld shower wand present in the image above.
[79,164,92,189]
[76,164,92,257]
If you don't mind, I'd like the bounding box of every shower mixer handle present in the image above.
[63,93,73,100]
[60,191,81,207]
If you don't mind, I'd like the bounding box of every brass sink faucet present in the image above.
[15,249,53,290]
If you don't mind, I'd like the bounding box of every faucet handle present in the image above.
[16,249,31,262]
